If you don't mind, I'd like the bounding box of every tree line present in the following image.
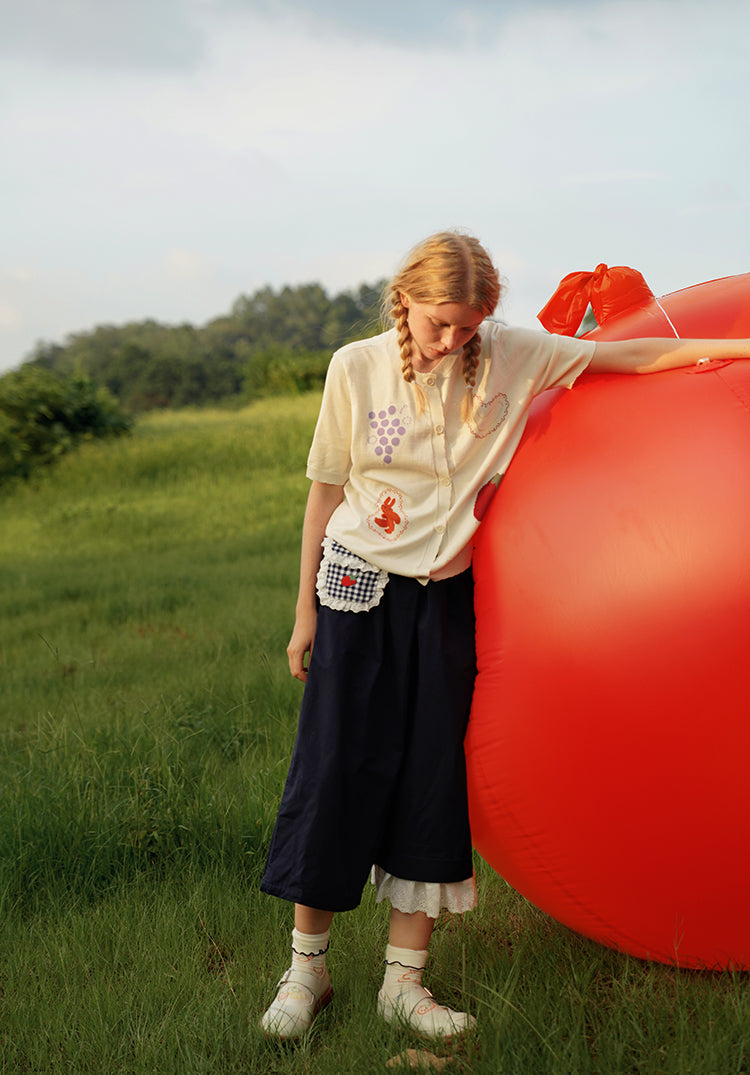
[1,280,385,486]
[25,280,385,412]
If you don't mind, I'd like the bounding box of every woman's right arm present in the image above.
[286,480,346,682]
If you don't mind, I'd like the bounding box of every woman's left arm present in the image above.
[589,338,750,375]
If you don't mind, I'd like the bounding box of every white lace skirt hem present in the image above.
[371,866,477,918]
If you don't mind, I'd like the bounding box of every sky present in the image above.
[2,0,749,371]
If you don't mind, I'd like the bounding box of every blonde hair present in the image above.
[382,231,502,418]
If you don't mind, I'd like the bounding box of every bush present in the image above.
[242,345,331,401]
[0,367,133,485]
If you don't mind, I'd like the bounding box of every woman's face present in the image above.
[401,294,484,367]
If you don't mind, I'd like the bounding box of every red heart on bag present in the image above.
[341,575,357,587]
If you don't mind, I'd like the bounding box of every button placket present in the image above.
[422,373,452,536]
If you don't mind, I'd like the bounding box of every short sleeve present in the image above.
[488,323,596,395]
[537,330,596,391]
[306,350,353,484]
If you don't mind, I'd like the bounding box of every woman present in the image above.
[260,230,750,1040]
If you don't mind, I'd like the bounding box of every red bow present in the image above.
[538,264,655,336]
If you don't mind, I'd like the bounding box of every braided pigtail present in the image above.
[460,331,482,423]
[389,288,426,414]
[391,291,414,383]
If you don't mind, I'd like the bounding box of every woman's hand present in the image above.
[287,605,318,683]
[286,480,345,683]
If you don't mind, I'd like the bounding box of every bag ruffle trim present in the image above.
[316,538,389,613]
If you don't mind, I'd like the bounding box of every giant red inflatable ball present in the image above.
[466,271,750,969]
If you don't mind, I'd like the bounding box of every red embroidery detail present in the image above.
[374,496,401,535]
[473,472,504,521]
[367,488,408,542]
[341,575,357,587]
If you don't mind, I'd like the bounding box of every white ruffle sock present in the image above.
[377,944,476,1039]
[261,928,333,1039]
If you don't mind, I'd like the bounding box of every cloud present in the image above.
[0,304,19,330]
[217,0,717,53]
[219,0,621,48]
[561,171,667,185]
[158,248,215,281]
[218,0,509,46]
[1,0,749,371]
[1,0,520,70]
[0,0,206,71]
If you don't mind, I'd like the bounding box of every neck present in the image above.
[410,341,454,374]
[411,354,444,373]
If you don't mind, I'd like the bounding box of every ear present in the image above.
[399,291,410,309]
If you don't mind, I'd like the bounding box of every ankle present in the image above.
[291,927,330,988]
[381,944,428,998]
[378,944,476,1039]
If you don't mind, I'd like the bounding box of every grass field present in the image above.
[1,396,747,1073]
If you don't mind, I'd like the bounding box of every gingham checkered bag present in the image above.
[316,539,389,613]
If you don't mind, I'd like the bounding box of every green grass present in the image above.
[0,396,748,1073]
